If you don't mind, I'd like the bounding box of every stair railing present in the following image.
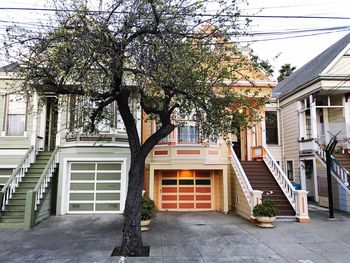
[229,146,254,207]
[262,145,297,210]
[0,146,35,210]
[33,146,59,210]
[315,140,349,186]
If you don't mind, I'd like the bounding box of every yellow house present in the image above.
[142,57,278,214]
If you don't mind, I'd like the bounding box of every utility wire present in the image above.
[1,6,350,20]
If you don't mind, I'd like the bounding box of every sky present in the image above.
[0,0,350,79]
[241,0,350,78]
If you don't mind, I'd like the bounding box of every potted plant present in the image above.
[252,196,278,228]
[141,196,157,231]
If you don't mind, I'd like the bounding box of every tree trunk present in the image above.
[119,156,145,256]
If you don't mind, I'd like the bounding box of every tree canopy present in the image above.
[277,63,296,82]
[3,0,268,256]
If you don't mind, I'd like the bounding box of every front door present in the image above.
[304,160,315,201]
[45,97,58,151]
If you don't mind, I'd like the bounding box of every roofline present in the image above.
[322,43,350,74]
[276,75,350,101]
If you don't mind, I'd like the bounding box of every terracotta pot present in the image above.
[141,219,151,231]
[256,216,275,228]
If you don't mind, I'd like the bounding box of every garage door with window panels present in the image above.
[69,162,123,213]
[161,171,213,210]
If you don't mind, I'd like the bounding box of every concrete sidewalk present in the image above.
[1,207,350,262]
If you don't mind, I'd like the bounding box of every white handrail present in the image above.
[1,146,35,210]
[315,141,349,186]
[262,145,297,209]
[229,146,253,207]
[34,146,59,210]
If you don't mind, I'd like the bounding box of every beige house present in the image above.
[273,32,350,212]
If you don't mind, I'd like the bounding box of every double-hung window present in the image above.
[4,94,26,136]
[178,125,199,143]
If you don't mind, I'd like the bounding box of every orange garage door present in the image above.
[160,171,213,210]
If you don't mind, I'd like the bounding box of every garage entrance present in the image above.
[160,170,213,210]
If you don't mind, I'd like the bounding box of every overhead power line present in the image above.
[0,6,350,21]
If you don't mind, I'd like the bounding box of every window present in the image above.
[286,161,294,181]
[4,94,26,136]
[265,111,278,144]
[178,125,199,143]
[69,96,125,133]
[305,111,312,139]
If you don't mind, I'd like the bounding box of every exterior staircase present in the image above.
[0,151,53,224]
[333,152,350,172]
[241,160,295,216]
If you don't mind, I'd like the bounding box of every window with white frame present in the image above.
[286,160,294,181]
[178,125,199,143]
[4,94,27,136]
[69,96,125,133]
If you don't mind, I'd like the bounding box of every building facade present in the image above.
[273,33,350,212]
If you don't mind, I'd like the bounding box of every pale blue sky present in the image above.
[1,0,350,79]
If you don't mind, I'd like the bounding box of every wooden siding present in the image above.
[0,168,13,185]
[327,47,350,75]
[267,145,283,164]
[230,166,251,220]
[0,155,25,166]
[35,170,58,224]
[281,101,300,181]
[316,159,350,212]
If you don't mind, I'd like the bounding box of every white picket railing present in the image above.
[33,146,59,210]
[229,146,253,207]
[262,145,297,210]
[315,141,350,186]
[0,146,35,210]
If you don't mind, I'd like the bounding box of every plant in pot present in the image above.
[252,196,278,228]
[141,196,157,231]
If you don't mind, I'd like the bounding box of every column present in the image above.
[55,96,62,146]
[31,92,39,157]
[250,190,263,223]
[261,113,266,146]
[149,165,155,200]
[222,167,229,214]
[344,96,350,150]
[295,190,310,223]
[323,108,330,144]
[310,95,318,139]
[297,101,305,140]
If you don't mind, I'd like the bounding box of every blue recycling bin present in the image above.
[292,182,301,190]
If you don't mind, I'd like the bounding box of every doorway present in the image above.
[45,97,58,151]
[232,130,241,160]
[303,159,316,201]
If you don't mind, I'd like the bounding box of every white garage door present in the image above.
[68,162,125,213]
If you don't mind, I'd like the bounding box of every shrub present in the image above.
[252,197,278,217]
[141,196,157,220]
